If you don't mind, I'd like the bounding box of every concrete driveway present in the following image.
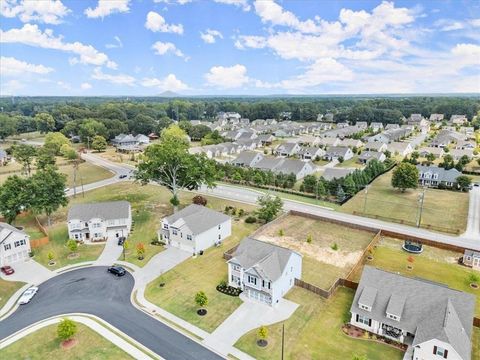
[463,187,480,241]
[134,246,191,288]
[94,238,123,266]
[203,294,298,355]
[0,259,53,285]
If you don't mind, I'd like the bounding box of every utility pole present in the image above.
[416,187,426,228]
[87,136,90,150]
[281,323,285,360]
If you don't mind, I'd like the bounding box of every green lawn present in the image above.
[351,237,480,316]
[0,161,114,187]
[341,170,469,234]
[0,279,25,309]
[95,147,138,167]
[235,287,404,360]
[1,323,132,360]
[255,214,375,289]
[13,213,45,240]
[145,217,260,333]
[336,156,364,169]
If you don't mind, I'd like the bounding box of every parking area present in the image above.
[0,259,53,285]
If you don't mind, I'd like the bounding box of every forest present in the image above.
[0,96,479,140]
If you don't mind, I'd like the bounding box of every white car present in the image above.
[18,286,39,305]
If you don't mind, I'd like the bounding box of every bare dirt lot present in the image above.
[255,214,375,289]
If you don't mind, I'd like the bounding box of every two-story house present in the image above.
[227,238,302,306]
[0,222,31,266]
[160,204,231,255]
[67,201,132,242]
[351,266,475,360]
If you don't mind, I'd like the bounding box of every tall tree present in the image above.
[36,146,57,170]
[12,144,37,176]
[34,113,55,133]
[92,135,107,152]
[0,114,18,140]
[256,194,283,223]
[160,124,190,146]
[391,163,419,192]
[135,140,216,212]
[30,167,68,226]
[44,132,70,155]
[0,175,32,223]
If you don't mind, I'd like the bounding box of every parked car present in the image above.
[119,174,127,179]
[117,236,126,246]
[107,266,126,277]
[1,266,14,275]
[64,187,70,193]
[18,286,39,304]
[474,182,480,187]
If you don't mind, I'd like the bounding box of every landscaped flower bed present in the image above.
[216,284,242,297]
[342,324,407,351]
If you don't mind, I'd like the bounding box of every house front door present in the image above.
[473,257,480,269]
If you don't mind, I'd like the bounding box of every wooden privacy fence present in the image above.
[295,278,358,299]
[30,237,49,248]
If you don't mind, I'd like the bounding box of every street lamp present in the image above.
[416,186,426,228]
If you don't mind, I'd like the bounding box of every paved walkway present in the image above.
[203,294,298,356]
[0,314,159,359]
[134,247,191,289]
[95,238,123,266]
[463,187,480,240]
[0,259,53,285]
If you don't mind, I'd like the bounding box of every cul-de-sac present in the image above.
[1,1,480,360]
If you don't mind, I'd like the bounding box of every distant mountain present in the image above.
[158,91,180,97]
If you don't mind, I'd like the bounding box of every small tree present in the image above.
[278,229,284,236]
[257,325,268,341]
[391,162,419,192]
[91,135,107,152]
[306,234,312,243]
[456,175,472,191]
[67,239,78,254]
[331,242,338,251]
[192,195,207,206]
[469,273,480,286]
[47,251,55,264]
[136,242,146,260]
[256,194,283,223]
[195,291,208,315]
[57,318,77,342]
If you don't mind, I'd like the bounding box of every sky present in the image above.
[0,0,479,96]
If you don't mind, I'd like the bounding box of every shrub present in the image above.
[195,291,208,308]
[331,242,338,251]
[192,195,207,206]
[238,208,245,216]
[306,234,312,244]
[245,216,257,223]
[47,251,55,262]
[67,239,78,253]
[218,279,227,288]
[224,206,230,214]
[278,229,284,236]
[469,273,480,284]
[258,326,268,340]
[57,319,77,341]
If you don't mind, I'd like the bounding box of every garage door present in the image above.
[3,250,28,265]
[247,289,271,304]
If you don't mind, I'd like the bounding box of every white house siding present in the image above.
[271,253,302,305]
[0,232,31,266]
[68,215,131,242]
[413,339,462,360]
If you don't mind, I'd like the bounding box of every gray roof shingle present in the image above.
[68,201,131,221]
[164,204,230,235]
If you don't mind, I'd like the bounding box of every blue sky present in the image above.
[0,0,479,96]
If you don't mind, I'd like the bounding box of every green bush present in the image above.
[245,216,257,223]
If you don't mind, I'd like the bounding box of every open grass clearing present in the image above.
[255,214,375,289]
[235,286,404,360]
[350,237,480,316]
[336,156,364,169]
[341,170,469,234]
[145,207,259,333]
[0,279,25,309]
[95,147,139,167]
[1,322,132,360]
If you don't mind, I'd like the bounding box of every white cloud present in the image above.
[154,0,192,4]
[204,64,250,88]
[141,74,189,92]
[84,0,130,19]
[1,56,54,77]
[0,0,70,24]
[106,36,123,49]
[91,67,135,85]
[234,35,266,49]
[0,24,117,69]
[200,29,223,44]
[80,82,92,90]
[56,80,71,90]
[451,43,480,67]
[151,41,185,58]
[470,19,480,28]
[0,79,25,94]
[214,0,250,12]
[145,11,184,34]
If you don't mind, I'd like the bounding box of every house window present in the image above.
[247,276,257,285]
[218,224,221,229]
[14,241,20,248]
[433,346,448,358]
[163,224,169,229]
[187,235,192,241]
[92,223,101,228]
[4,244,11,251]
[233,265,240,271]
[218,234,221,240]
[20,239,26,246]
[172,229,177,235]
[357,314,371,326]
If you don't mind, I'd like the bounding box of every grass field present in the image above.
[255,215,375,289]
[341,170,469,233]
[95,147,139,166]
[1,322,132,360]
[0,279,25,309]
[235,287,404,360]
[145,212,259,333]
[336,156,364,169]
[351,237,480,316]
[0,161,114,187]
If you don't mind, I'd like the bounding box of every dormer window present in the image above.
[163,223,169,229]
[359,304,372,312]
[386,313,400,321]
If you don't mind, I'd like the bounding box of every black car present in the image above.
[119,174,128,179]
[108,266,126,276]
[117,236,126,246]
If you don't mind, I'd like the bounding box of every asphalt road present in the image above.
[0,267,223,360]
